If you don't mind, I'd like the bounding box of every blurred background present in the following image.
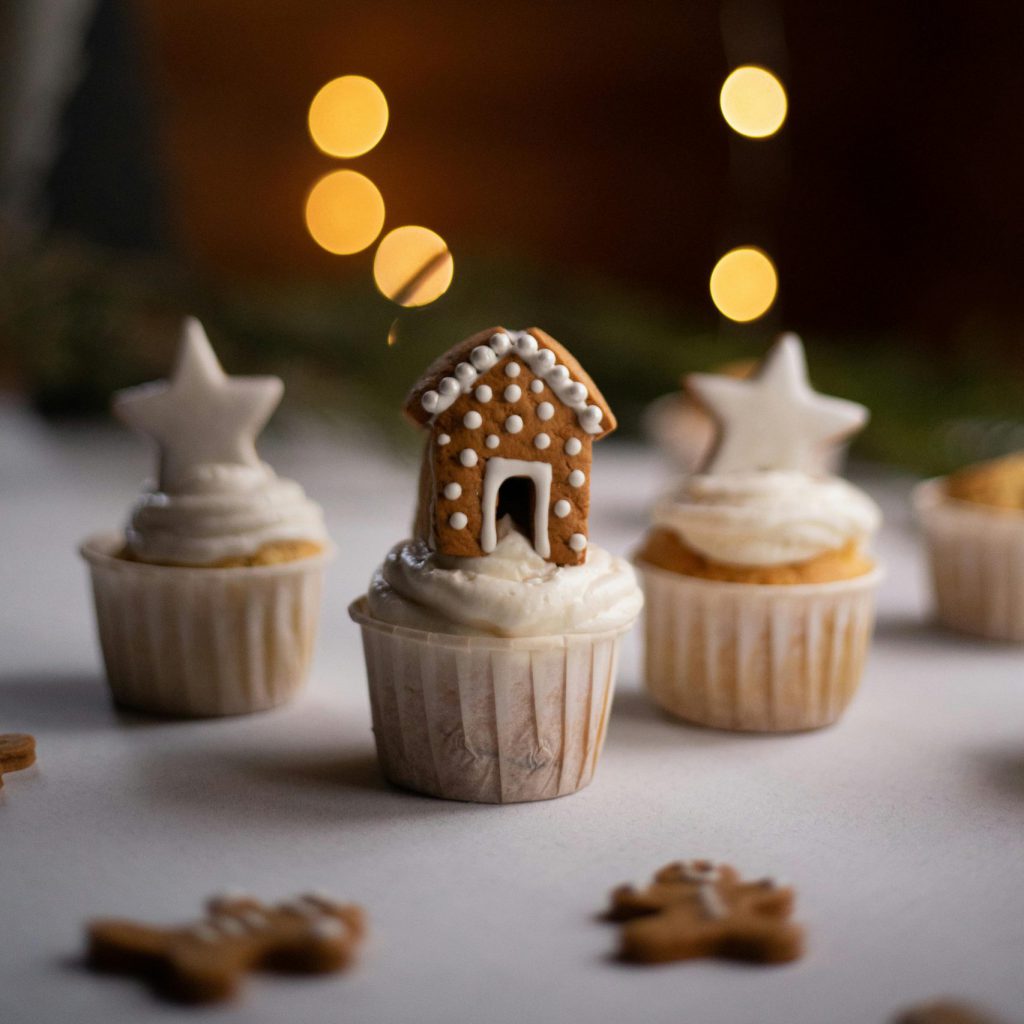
[3,0,1024,471]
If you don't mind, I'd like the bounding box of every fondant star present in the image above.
[687,333,868,474]
[114,317,283,492]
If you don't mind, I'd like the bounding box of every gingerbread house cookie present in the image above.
[404,327,616,566]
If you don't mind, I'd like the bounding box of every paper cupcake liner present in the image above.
[80,533,331,717]
[348,598,629,803]
[637,561,881,732]
[914,478,1024,641]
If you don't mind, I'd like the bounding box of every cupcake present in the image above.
[635,333,882,732]
[79,317,332,717]
[915,452,1024,640]
[349,326,643,803]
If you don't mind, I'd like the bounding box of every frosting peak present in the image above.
[367,519,642,637]
[652,470,880,567]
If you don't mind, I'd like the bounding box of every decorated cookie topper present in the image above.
[687,333,868,474]
[404,327,616,566]
[114,317,284,493]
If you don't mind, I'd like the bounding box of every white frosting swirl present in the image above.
[367,521,643,637]
[652,471,880,567]
[125,462,328,565]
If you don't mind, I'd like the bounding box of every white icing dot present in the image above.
[421,390,439,413]
[449,512,468,530]
[549,365,570,385]
[505,362,521,378]
[471,345,496,369]
[463,410,483,429]
[505,415,523,434]
[530,379,544,394]
[443,482,462,500]
[565,382,588,403]
[485,434,500,449]
[564,437,582,455]
[534,433,551,449]
[311,918,346,940]
[475,384,493,402]
[568,469,585,487]
[504,384,522,402]
[191,925,221,944]
[455,362,475,384]
[215,917,247,937]
[516,332,538,355]
[583,404,603,425]
[437,433,451,446]
[569,533,588,552]
[459,448,478,467]
[537,401,554,421]
[439,376,459,396]
[489,332,511,354]
[554,499,571,518]
[534,349,556,372]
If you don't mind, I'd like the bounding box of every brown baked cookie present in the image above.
[87,892,365,1004]
[403,327,616,566]
[0,733,36,789]
[893,1000,1005,1024]
[605,860,803,964]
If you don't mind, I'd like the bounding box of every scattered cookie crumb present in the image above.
[605,860,803,965]
[893,999,1005,1024]
[87,892,365,1003]
[0,734,36,789]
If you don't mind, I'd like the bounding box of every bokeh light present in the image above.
[304,170,385,255]
[709,246,778,322]
[373,226,454,307]
[308,75,389,158]
[719,66,787,139]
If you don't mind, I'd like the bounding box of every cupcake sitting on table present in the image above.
[635,333,883,732]
[80,317,332,718]
[349,326,642,804]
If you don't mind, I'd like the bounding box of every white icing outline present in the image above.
[480,458,553,559]
[419,331,604,434]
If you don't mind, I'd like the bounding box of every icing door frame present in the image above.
[480,457,553,559]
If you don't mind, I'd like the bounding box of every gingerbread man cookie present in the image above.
[605,860,803,964]
[87,892,365,1003]
[0,734,36,789]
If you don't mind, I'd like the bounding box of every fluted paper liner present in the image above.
[637,561,881,732]
[348,598,628,803]
[915,478,1024,640]
[80,533,330,717]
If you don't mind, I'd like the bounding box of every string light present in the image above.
[709,246,778,322]
[720,66,787,139]
[308,76,388,158]
[304,170,385,254]
[373,226,454,307]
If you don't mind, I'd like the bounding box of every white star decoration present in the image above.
[114,317,284,492]
[687,333,868,474]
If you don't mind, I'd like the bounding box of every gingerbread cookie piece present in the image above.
[605,860,803,964]
[87,892,365,1004]
[0,734,36,788]
[404,327,616,566]
[893,1000,1005,1024]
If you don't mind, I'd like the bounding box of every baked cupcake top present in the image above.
[114,318,327,566]
[643,334,880,577]
[944,452,1024,510]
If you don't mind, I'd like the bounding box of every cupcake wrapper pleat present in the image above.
[349,598,626,803]
[638,562,880,732]
[81,533,328,717]
[915,479,1024,640]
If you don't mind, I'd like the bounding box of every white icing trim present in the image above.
[419,331,605,434]
[480,458,553,559]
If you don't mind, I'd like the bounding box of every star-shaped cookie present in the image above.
[687,333,868,474]
[114,318,283,493]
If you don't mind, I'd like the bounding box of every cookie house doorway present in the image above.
[480,457,553,559]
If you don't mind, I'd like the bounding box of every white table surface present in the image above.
[1,396,1022,1024]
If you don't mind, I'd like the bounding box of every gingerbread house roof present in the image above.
[403,326,617,440]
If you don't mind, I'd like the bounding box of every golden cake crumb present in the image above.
[945,452,1024,510]
[120,539,323,568]
[635,527,873,584]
